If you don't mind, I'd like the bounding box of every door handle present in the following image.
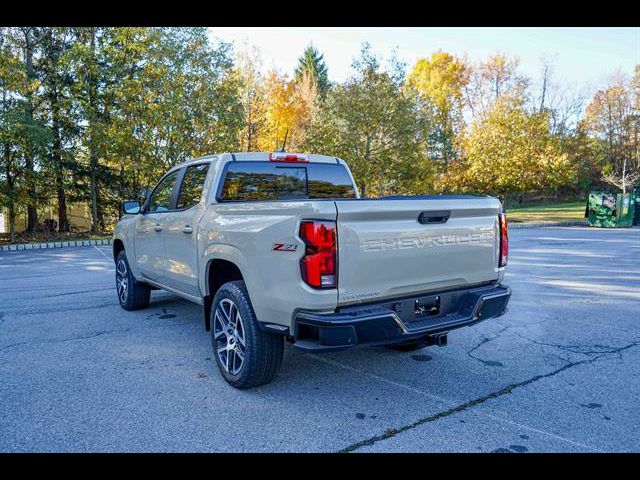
[154,224,163,232]
[182,225,193,234]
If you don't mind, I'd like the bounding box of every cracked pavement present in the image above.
[1,227,639,452]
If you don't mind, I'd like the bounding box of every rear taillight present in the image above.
[269,152,309,163]
[299,220,337,288]
[499,213,508,267]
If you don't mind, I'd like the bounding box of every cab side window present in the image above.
[176,164,209,210]
[148,170,179,213]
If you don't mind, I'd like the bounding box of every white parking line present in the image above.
[93,245,111,260]
[310,354,452,406]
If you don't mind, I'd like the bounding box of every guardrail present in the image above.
[0,238,112,252]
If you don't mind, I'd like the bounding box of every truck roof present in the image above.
[178,152,341,168]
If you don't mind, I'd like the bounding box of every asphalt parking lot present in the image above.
[1,226,639,452]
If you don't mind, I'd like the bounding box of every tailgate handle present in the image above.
[418,210,451,224]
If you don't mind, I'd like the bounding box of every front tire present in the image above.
[115,250,151,310]
[211,281,284,389]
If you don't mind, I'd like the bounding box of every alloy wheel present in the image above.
[213,298,246,375]
[116,258,129,304]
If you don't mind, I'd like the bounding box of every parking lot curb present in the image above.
[509,220,589,229]
[0,238,112,252]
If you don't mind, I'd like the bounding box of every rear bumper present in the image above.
[293,283,511,352]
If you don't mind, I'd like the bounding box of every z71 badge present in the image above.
[272,243,298,252]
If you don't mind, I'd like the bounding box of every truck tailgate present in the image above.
[335,197,502,305]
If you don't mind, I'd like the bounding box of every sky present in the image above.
[209,27,639,91]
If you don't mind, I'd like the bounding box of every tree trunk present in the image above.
[4,156,16,244]
[97,198,105,232]
[9,202,16,244]
[539,64,549,113]
[88,28,100,234]
[51,90,69,232]
[2,85,16,243]
[25,165,37,233]
[90,147,99,232]
[55,170,69,232]
[23,28,38,233]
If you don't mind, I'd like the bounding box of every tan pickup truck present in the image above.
[113,152,510,388]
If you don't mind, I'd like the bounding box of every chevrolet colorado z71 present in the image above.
[113,152,511,388]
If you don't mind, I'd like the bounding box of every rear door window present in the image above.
[219,162,356,202]
[176,163,209,209]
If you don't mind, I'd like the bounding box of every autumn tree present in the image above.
[3,30,638,240]
[236,45,266,151]
[258,70,314,152]
[465,53,528,119]
[287,69,320,151]
[151,28,243,162]
[304,44,429,197]
[407,51,469,169]
[441,96,575,205]
[583,73,639,193]
[68,27,244,226]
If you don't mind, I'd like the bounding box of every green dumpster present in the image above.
[586,191,635,228]
[632,186,640,226]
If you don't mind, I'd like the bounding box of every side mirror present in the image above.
[122,200,141,215]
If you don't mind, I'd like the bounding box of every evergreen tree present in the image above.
[294,45,329,95]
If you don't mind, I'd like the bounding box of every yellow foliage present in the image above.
[439,96,575,195]
[258,71,304,151]
[407,51,469,111]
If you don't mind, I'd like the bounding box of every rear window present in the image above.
[218,162,356,202]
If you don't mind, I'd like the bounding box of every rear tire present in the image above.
[115,250,151,310]
[211,281,283,389]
